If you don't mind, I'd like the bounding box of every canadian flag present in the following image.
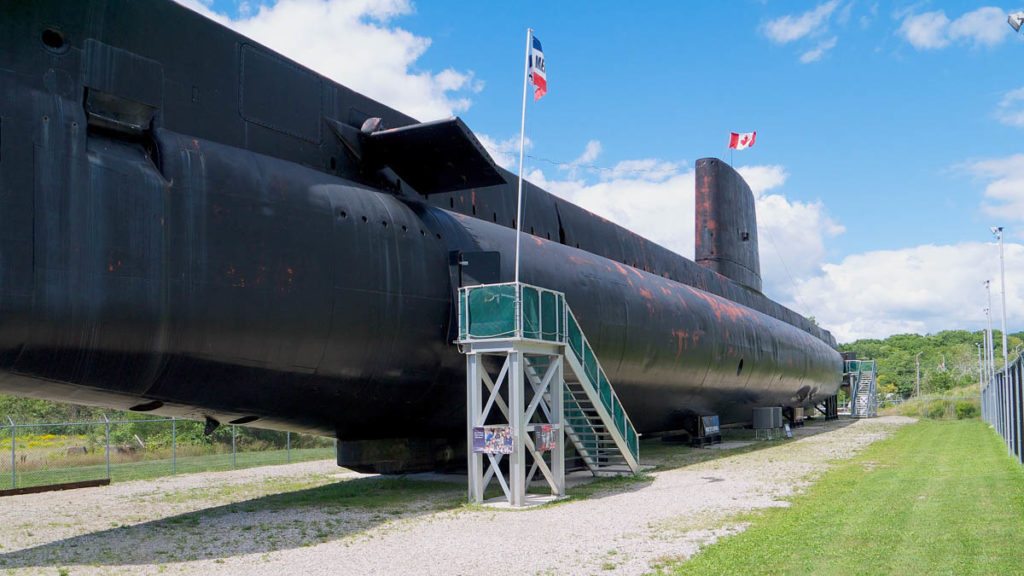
[729,131,756,150]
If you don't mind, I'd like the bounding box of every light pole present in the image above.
[985,284,996,386]
[915,351,923,398]
[977,342,984,392]
[992,227,1010,379]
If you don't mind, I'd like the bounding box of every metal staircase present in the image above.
[524,338,637,475]
[458,282,639,505]
[846,360,878,418]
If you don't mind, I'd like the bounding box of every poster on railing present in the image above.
[535,424,555,452]
[472,426,514,454]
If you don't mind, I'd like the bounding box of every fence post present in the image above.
[171,417,177,476]
[8,416,14,489]
[287,431,291,464]
[103,414,111,480]
[232,425,237,470]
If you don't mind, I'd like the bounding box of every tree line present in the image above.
[840,329,1024,398]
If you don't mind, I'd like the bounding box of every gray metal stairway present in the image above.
[847,360,878,418]
[525,355,635,475]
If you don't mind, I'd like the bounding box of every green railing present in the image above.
[458,282,639,462]
[845,360,876,374]
[458,282,565,342]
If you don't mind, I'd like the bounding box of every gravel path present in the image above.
[0,416,913,576]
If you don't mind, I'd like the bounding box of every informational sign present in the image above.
[701,415,720,436]
[472,426,514,454]
[784,423,793,438]
[535,425,555,452]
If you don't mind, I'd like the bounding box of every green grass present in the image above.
[656,419,1024,576]
[4,446,336,489]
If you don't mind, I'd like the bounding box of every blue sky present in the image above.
[184,0,1024,342]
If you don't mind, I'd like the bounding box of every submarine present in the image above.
[0,0,842,472]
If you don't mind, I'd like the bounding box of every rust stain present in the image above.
[685,284,758,325]
[672,329,687,357]
[532,236,544,246]
[639,287,653,301]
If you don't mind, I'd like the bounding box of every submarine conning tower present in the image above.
[694,158,763,293]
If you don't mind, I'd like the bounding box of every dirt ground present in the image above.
[0,416,914,576]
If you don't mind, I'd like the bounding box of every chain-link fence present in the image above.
[0,416,337,491]
[982,354,1023,465]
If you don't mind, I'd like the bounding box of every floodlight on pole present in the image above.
[1010,11,1024,32]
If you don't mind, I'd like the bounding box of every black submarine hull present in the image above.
[0,0,841,471]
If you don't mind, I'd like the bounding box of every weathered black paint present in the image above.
[0,0,841,471]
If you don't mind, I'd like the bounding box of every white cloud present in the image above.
[763,1,841,43]
[524,147,842,307]
[526,159,697,257]
[559,141,603,179]
[737,166,845,298]
[899,10,951,49]
[898,7,1008,50]
[525,146,1017,344]
[963,154,1024,223]
[478,134,528,171]
[996,87,1024,127]
[174,0,480,121]
[948,7,1008,48]
[574,141,602,165]
[800,36,838,63]
[789,243,1023,342]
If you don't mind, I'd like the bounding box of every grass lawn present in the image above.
[658,419,1024,576]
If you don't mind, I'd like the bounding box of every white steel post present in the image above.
[551,355,565,497]
[172,417,177,475]
[467,352,483,503]
[103,414,111,480]
[513,29,532,287]
[8,416,14,489]
[509,350,525,506]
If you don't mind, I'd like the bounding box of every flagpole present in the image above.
[514,28,532,287]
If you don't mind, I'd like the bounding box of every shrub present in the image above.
[955,400,979,420]
[926,400,948,420]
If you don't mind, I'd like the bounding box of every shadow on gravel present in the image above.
[641,416,859,472]
[0,417,864,569]
[0,476,466,569]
